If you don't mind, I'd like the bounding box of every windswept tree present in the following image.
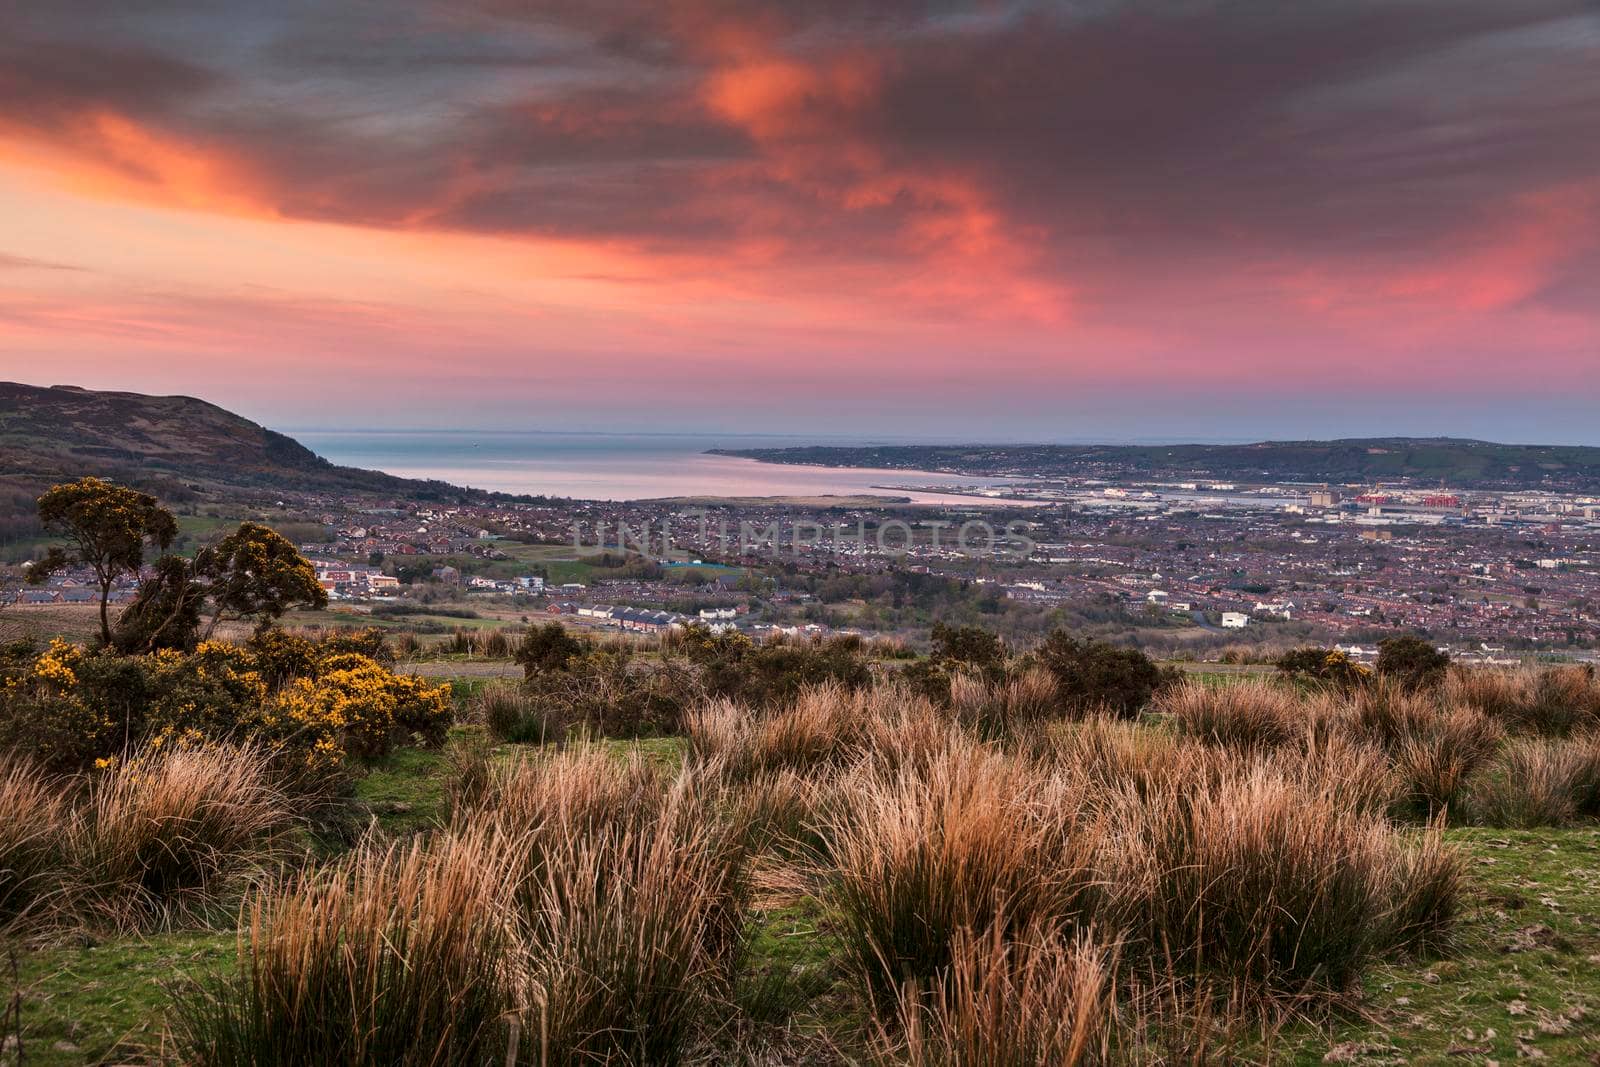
[30,477,178,645]
[195,522,327,639]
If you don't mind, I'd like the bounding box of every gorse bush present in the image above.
[1033,631,1174,718]
[1375,635,1451,691]
[1275,646,1370,690]
[0,633,452,776]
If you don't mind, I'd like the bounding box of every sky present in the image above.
[0,1,1597,443]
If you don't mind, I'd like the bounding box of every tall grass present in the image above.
[0,753,66,927]
[473,680,563,743]
[820,744,1102,1009]
[687,681,951,780]
[1473,735,1600,827]
[947,668,1060,740]
[1388,708,1502,816]
[1444,664,1600,735]
[1103,767,1399,992]
[877,920,1114,1067]
[1157,679,1298,750]
[170,828,519,1066]
[478,746,665,846]
[510,776,750,1065]
[66,746,294,932]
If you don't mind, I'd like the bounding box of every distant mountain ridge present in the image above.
[711,438,1600,491]
[0,382,480,505]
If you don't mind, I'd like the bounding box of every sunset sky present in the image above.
[1,1,1597,441]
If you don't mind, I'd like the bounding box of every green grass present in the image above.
[1278,827,1600,1063]
[354,747,450,835]
[5,931,235,1066]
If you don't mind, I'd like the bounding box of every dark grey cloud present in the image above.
[3,0,1596,295]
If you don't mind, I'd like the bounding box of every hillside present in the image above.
[0,382,479,507]
[711,438,1600,490]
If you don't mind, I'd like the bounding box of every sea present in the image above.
[291,430,1024,505]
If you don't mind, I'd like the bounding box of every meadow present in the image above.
[3,627,1600,1065]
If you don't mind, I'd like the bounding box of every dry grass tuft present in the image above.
[170,827,518,1065]
[877,920,1115,1067]
[65,745,294,932]
[1444,665,1600,735]
[510,774,750,1065]
[1473,734,1600,827]
[820,743,1102,1009]
[947,668,1060,740]
[1157,679,1299,750]
[0,753,67,927]
[1104,766,1407,993]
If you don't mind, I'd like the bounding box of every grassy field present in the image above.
[7,656,1600,1064]
[8,733,1597,1064]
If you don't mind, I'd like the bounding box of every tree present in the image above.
[112,555,206,653]
[30,478,178,645]
[195,522,328,639]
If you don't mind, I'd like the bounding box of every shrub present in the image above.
[1157,679,1298,750]
[1034,632,1172,718]
[0,637,452,776]
[66,745,294,932]
[262,653,451,768]
[170,828,518,1066]
[1375,635,1450,691]
[878,921,1114,1067]
[524,650,695,738]
[515,621,587,677]
[687,629,873,708]
[244,628,320,688]
[317,626,393,665]
[1275,647,1370,690]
